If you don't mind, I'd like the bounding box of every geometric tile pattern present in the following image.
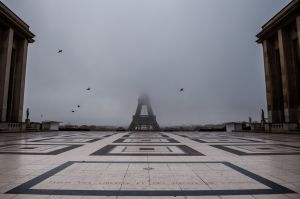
[0,131,299,198]
[0,144,82,155]
[62,134,114,139]
[211,144,300,155]
[113,138,180,143]
[191,138,263,143]
[6,161,295,196]
[30,138,101,143]
[90,145,204,156]
[123,134,169,138]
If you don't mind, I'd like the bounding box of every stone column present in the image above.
[297,16,300,50]
[278,28,298,123]
[12,39,28,122]
[0,28,14,122]
[262,40,274,123]
[296,16,300,125]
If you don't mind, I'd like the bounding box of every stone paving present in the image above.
[0,131,299,199]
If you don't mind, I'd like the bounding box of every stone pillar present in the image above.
[297,16,300,51]
[296,16,300,125]
[13,39,28,122]
[262,40,274,123]
[278,29,298,123]
[0,28,14,122]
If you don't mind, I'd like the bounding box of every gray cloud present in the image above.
[1,0,291,126]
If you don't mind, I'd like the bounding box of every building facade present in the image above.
[257,0,300,126]
[0,2,34,123]
[41,121,61,131]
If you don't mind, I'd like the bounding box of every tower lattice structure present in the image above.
[128,95,160,131]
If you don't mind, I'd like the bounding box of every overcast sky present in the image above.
[2,0,291,126]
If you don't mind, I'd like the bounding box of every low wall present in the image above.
[0,122,25,132]
[265,123,298,132]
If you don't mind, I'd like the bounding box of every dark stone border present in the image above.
[90,145,203,156]
[123,134,169,138]
[211,144,300,155]
[6,161,296,196]
[0,144,82,155]
[191,138,263,143]
[178,134,188,138]
[62,134,113,138]
[113,138,180,143]
[178,134,230,139]
[30,138,102,143]
[262,138,300,142]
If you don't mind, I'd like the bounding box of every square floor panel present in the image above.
[90,145,203,156]
[0,144,82,155]
[6,161,295,196]
[211,144,300,155]
[30,138,101,143]
[62,134,113,139]
[179,134,229,138]
[191,138,262,143]
[113,138,179,143]
[123,134,169,138]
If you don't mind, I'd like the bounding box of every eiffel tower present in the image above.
[128,95,160,131]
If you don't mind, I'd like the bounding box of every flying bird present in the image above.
[77,105,80,108]
[86,88,91,91]
[57,50,63,53]
[71,110,75,113]
[180,88,184,92]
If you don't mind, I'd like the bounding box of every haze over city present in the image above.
[1,1,300,198]
[2,0,290,126]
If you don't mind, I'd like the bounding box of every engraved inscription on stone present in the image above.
[32,163,269,191]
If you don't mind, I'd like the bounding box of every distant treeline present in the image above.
[59,125,126,131]
[59,124,227,132]
[162,126,226,132]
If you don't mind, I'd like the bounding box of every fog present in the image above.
[2,0,291,126]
